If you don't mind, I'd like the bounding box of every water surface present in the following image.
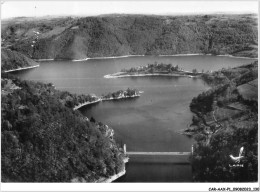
[13,55,256,182]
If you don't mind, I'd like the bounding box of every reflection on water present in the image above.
[13,55,255,182]
[116,162,192,182]
[81,77,204,152]
[116,154,192,182]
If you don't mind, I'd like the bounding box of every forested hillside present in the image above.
[188,61,258,182]
[1,14,257,60]
[1,48,39,71]
[1,74,125,182]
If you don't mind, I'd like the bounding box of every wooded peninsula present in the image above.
[105,62,202,78]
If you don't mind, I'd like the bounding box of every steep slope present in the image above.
[1,74,126,182]
[1,49,39,72]
[2,14,258,60]
[189,61,258,182]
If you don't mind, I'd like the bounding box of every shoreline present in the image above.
[71,154,129,183]
[214,54,258,60]
[34,53,257,62]
[158,53,258,60]
[34,58,54,61]
[73,98,102,110]
[97,158,129,183]
[71,160,127,183]
[4,65,40,73]
[97,169,126,183]
[73,95,141,110]
[72,55,145,62]
[102,94,140,101]
[104,72,197,79]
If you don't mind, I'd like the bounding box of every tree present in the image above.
[192,69,198,74]
[90,117,96,123]
[1,76,125,182]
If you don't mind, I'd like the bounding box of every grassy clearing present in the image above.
[237,79,258,101]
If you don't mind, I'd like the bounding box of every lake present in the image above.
[13,55,256,182]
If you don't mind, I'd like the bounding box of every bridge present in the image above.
[126,152,191,156]
[123,144,193,156]
[123,144,193,164]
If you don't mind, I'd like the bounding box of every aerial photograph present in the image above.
[1,0,258,189]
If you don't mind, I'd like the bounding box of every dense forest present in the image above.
[1,73,126,182]
[102,88,140,100]
[121,62,181,73]
[1,14,257,60]
[120,62,201,76]
[188,61,258,182]
[1,48,39,71]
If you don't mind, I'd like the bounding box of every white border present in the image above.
[1,0,259,191]
[1,183,260,192]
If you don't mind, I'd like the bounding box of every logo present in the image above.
[229,147,244,167]
[230,146,244,163]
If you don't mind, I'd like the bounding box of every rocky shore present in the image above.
[73,93,141,110]
[73,98,102,110]
[4,64,40,73]
[96,158,129,183]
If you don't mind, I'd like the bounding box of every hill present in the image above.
[1,14,258,60]
[188,61,258,182]
[1,74,126,182]
[1,49,39,72]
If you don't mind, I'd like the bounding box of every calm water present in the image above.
[13,55,256,182]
